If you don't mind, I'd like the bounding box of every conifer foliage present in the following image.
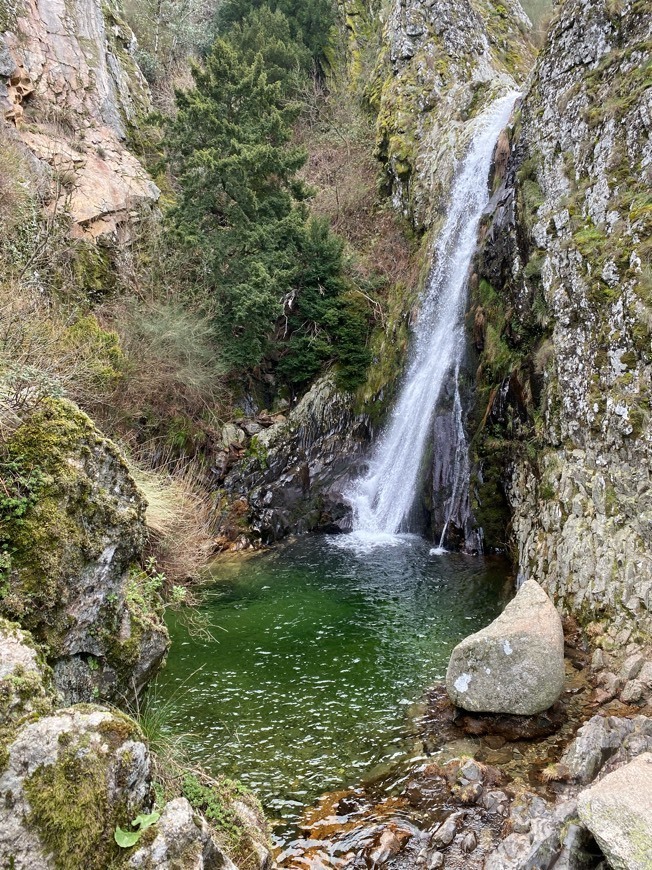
[167,3,371,392]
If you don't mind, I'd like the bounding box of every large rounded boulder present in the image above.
[446,579,564,715]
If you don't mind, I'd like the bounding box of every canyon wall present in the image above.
[0,0,159,240]
[470,0,652,636]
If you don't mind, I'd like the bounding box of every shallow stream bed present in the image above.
[149,534,511,838]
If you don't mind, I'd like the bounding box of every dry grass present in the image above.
[129,455,217,585]
[0,283,124,433]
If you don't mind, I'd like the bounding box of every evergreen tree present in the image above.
[167,20,371,389]
[167,39,307,368]
[226,6,311,94]
[216,0,336,63]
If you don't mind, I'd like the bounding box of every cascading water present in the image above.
[347,92,519,541]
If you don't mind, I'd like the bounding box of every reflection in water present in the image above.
[149,535,511,827]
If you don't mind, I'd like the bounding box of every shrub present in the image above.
[102,300,228,428]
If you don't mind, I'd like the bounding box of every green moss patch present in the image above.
[22,711,143,870]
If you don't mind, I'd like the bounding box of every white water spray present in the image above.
[347,92,519,541]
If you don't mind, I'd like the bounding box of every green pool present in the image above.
[148,534,511,826]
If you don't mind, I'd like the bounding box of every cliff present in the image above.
[470,0,652,636]
[0,0,159,240]
[373,0,534,229]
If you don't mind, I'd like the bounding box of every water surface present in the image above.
[150,535,511,827]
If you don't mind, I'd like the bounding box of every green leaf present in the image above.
[114,826,141,848]
[132,811,161,831]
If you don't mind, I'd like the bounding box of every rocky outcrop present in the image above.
[468,0,652,636]
[374,0,534,229]
[127,798,239,870]
[0,706,151,869]
[220,377,372,544]
[446,579,565,714]
[479,713,652,869]
[578,752,652,870]
[0,0,159,240]
[0,397,168,703]
[0,700,268,870]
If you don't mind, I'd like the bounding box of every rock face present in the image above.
[468,0,652,633]
[0,398,168,703]
[222,377,372,543]
[0,0,159,239]
[578,753,652,870]
[446,579,565,714]
[561,714,652,785]
[375,0,534,229]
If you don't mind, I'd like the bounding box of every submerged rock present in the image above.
[446,579,564,714]
[578,752,652,870]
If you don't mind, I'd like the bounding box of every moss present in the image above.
[24,744,124,870]
[0,400,111,639]
[0,0,16,33]
[64,315,125,391]
[181,772,267,862]
[0,398,152,689]
[69,243,117,302]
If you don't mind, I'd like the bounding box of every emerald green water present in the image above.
[150,534,510,826]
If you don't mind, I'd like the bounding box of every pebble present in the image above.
[461,831,478,853]
[620,680,643,704]
[431,813,459,847]
[619,653,644,681]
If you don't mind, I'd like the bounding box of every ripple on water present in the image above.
[149,534,510,828]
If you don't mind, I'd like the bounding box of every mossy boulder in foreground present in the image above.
[0,704,254,870]
[0,706,150,869]
[0,397,169,703]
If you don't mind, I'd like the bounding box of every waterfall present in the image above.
[347,92,519,541]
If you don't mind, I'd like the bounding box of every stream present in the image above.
[149,534,511,843]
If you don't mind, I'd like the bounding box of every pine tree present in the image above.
[167,39,307,368]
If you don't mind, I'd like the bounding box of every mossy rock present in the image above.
[0,617,56,730]
[0,398,168,703]
[0,705,150,870]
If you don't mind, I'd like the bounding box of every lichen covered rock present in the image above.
[0,706,151,870]
[446,579,565,714]
[0,397,168,703]
[0,617,55,727]
[578,752,652,870]
[469,0,652,635]
[375,0,534,228]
